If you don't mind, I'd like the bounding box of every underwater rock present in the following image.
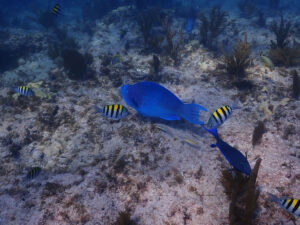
[62,49,94,80]
[252,121,266,146]
[62,49,87,80]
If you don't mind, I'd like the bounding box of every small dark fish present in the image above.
[268,193,300,217]
[120,29,127,40]
[203,127,251,176]
[13,86,35,96]
[206,100,240,129]
[26,167,41,179]
[94,104,129,120]
[121,81,207,124]
[51,3,61,16]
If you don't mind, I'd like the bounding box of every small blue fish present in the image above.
[203,127,251,176]
[268,193,300,217]
[185,17,194,34]
[121,81,207,124]
[13,86,35,96]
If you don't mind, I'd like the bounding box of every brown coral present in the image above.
[221,33,251,79]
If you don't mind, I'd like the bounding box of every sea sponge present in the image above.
[114,211,136,225]
[252,121,266,146]
[199,6,228,49]
[221,158,262,225]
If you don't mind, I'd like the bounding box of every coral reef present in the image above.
[160,15,183,65]
[252,121,266,146]
[267,16,300,67]
[199,6,228,49]
[0,2,300,225]
[221,158,261,225]
[269,46,300,67]
[269,16,292,49]
[221,33,251,80]
[138,9,155,47]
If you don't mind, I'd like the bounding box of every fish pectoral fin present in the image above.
[210,144,217,148]
[131,98,139,108]
[159,115,181,120]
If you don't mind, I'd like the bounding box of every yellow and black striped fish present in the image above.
[26,167,42,179]
[206,105,233,129]
[268,193,300,217]
[94,104,129,120]
[51,3,61,15]
[13,86,34,96]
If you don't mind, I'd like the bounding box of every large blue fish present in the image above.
[203,127,251,176]
[185,18,194,34]
[120,81,207,124]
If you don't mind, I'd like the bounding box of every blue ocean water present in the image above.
[0,0,299,224]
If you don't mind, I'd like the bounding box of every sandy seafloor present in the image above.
[0,4,300,225]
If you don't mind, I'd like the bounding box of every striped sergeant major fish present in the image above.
[51,3,61,15]
[206,100,240,129]
[26,167,42,179]
[268,193,300,217]
[13,86,35,96]
[94,104,129,120]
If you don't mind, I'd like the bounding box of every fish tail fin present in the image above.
[180,103,207,125]
[93,106,102,114]
[231,99,241,110]
[267,193,280,204]
[201,125,219,139]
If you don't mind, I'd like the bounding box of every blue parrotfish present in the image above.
[13,86,35,96]
[185,18,194,34]
[203,127,251,176]
[267,193,300,217]
[120,81,207,124]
